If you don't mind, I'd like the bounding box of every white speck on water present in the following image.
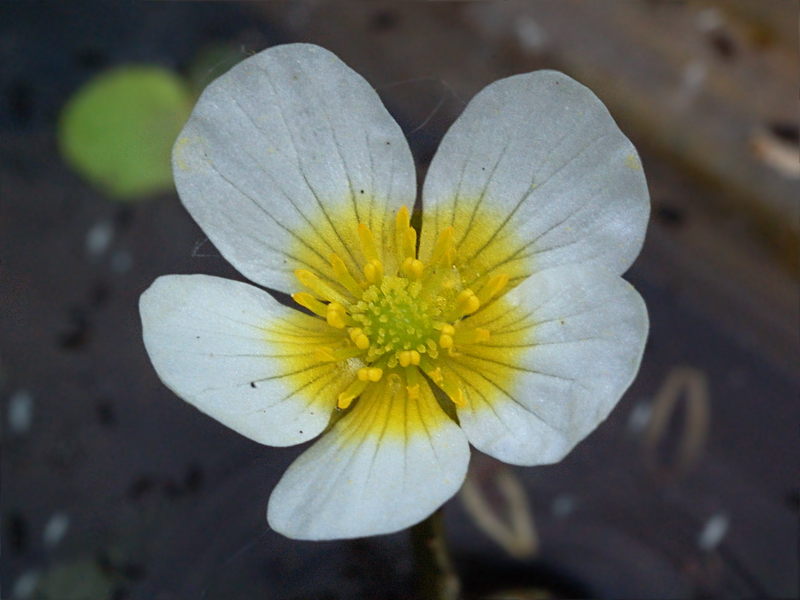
[43,511,70,549]
[551,493,576,518]
[698,512,729,551]
[86,219,114,258]
[12,569,41,599]
[627,401,652,434]
[8,390,34,434]
[694,7,723,32]
[110,249,133,274]
[515,15,548,53]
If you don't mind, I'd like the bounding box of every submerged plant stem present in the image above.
[410,509,461,600]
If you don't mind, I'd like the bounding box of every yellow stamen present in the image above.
[358,223,380,263]
[363,259,384,285]
[295,269,348,305]
[455,327,491,345]
[439,247,457,268]
[405,365,421,399]
[316,346,363,363]
[292,292,328,318]
[338,378,369,409]
[398,350,421,367]
[401,257,424,281]
[454,289,481,317]
[326,301,355,328]
[395,205,411,237]
[429,226,455,266]
[401,227,417,261]
[428,366,444,385]
[329,253,364,297]
[348,327,371,350]
[477,273,510,305]
[420,363,467,408]
[357,367,384,382]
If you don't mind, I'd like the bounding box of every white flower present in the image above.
[140,44,649,540]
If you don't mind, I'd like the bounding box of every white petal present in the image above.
[140,275,357,446]
[420,70,649,290]
[448,265,648,465]
[267,375,470,540]
[173,44,416,294]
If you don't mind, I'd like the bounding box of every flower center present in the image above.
[292,206,509,410]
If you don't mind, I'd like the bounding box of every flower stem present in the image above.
[410,509,461,600]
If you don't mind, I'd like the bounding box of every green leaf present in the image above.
[58,66,193,200]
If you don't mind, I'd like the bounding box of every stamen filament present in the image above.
[454,327,491,345]
[429,226,455,266]
[363,259,384,285]
[316,346,364,363]
[477,273,510,305]
[453,289,481,318]
[358,223,380,262]
[329,253,364,297]
[401,227,417,261]
[405,365,421,399]
[338,378,369,409]
[295,269,349,305]
[292,292,328,318]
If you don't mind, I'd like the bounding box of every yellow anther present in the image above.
[429,226,455,266]
[455,289,481,317]
[363,259,384,284]
[406,384,420,400]
[398,350,412,367]
[338,378,369,409]
[401,227,417,261]
[357,367,383,382]
[295,269,348,305]
[358,223,380,263]
[292,292,328,318]
[439,334,453,349]
[401,257,424,281]
[349,328,371,350]
[326,302,353,329]
[329,253,364,297]
[477,273,510,305]
[440,324,456,336]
